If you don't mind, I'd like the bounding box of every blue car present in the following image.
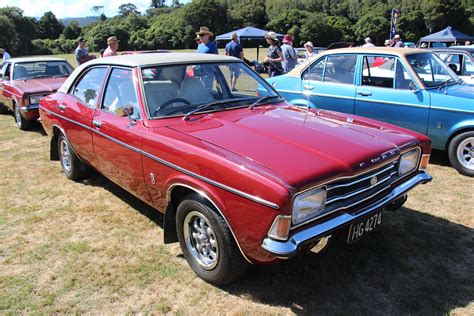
[267,47,474,176]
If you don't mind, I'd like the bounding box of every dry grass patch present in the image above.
[0,113,473,314]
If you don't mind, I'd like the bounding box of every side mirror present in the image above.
[409,81,418,94]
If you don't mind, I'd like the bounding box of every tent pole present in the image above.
[257,45,259,62]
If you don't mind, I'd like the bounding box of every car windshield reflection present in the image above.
[13,61,73,80]
[141,62,278,119]
[406,53,460,88]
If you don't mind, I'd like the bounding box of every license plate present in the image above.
[347,212,382,244]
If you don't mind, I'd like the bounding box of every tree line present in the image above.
[0,0,472,56]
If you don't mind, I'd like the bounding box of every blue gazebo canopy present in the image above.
[420,26,473,42]
[216,27,283,41]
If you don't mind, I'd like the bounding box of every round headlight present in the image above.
[292,187,327,225]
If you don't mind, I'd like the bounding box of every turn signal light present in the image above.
[268,215,291,241]
[419,154,430,170]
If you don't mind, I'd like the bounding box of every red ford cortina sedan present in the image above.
[39,53,433,285]
[0,57,73,130]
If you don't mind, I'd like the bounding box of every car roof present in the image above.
[8,57,68,63]
[285,47,430,78]
[84,52,239,67]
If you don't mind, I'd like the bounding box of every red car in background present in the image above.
[0,57,73,130]
[40,53,432,285]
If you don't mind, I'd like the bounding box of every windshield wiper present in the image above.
[248,95,281,109]
[25,75,51,81]
[183,99,234,121]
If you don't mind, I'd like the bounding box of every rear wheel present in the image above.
[58,134,88,181]
[14,103,33,130]
[448,131,474,177]
[176,196,249,285]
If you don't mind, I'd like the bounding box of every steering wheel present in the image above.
[152,98,191,117]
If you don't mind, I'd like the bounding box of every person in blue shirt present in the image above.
[225,33,244,90]
[196,26,218,55]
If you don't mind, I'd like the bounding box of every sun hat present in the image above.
[304,41,313,48]
[282,34,294,44]
[107,36,120,44]
[384,39,391,45]
[196,26,213,36]
[77,36,86,43]
[393,34,401,39]
[264,31,278,41]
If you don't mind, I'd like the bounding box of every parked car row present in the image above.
[4,49,470,285]
[267,47,474,177]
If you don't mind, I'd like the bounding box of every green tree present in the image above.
[327,15,354,43]
[86,22,130,51]
[421,0,468,33]
[354,13,389,45]
[300,13,338,47]
[63,21,82,40]
[398,10,428,42]
[181,0,228,43]
[118,3,141,17]
[150,0,166,7]
[146,9,188,48]
[266,9,310,44]
[38,11,64,39]
[228,0,267,29]
[0,15,18,52]
[0,7,38,55]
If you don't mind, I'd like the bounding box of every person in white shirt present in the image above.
[363,37,375,47]
[0,48,11,63]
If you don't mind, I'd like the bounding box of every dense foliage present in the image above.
[0,0,472,56]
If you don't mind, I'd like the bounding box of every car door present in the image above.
[301,54,357,113]
[92,67,153,206]
[61,66,108,166]
[0,62,13,108]
[354,55,430,135]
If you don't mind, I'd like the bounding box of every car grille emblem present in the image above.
[370,176,378,186]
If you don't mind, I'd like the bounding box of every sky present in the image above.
[1,0,189,19]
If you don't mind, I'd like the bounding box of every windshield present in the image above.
[13,61,73,80]
[406,53,459,88]
[141,62,279,119]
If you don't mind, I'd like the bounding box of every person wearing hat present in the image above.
[196,26,218,55]
[0,48,11,64]
[384,39,392,47]
[393,34,404,48]
[303,41,315,59]
[103,36,120,57]
[263,31,283,77]
[363,37,375,47]
[281,34,297,73]
[75,37,94,65]
[225,33,244,90]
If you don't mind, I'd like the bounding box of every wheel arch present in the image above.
[445,125,474,151]
[163,182,252,264]
[50,124,66,161]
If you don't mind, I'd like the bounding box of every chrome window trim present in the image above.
[68,65,109,109]
[40,105,280,210]
[166,183,252,264]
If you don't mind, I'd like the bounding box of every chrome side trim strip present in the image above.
[262,172,432,257]
[430,106,474,114]
[166,183,252,264]
[276,89,355,101]
[40,106,280,209]
[355,97,430,109]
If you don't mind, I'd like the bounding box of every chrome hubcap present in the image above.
[59,139,72,173]
[184,211,219,270]
[14,105,22,127]
[457,137,474,170]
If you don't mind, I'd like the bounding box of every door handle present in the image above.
[92,120,102,128]
[357,91,372,96]
[303,85,314,91]
[58,104,67,111]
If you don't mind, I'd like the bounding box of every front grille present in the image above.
[324,160,399,216]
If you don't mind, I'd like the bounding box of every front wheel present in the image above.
[176,197,249,285]
[448,131,474,177]
[14,103,33,130]
[57,134,88,181]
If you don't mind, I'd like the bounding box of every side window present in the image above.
[446,54,461,75]
[323,55,357,84]
[102,68,140,119]
[303,57,325,81]
[72,67,107,107]
[362,55,396,88]
[464,58,474,76]
[395,60,413,90]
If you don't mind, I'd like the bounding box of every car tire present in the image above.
[448,131,474,177]
[176,196,249,285]
[57,134,88,181]
[14,103,33,131]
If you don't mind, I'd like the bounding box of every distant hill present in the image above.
[61,16,99,27]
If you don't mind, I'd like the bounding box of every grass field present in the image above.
[1,50,474,314]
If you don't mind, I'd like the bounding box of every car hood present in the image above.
[431,82,474,98]
[12,77,66,94]
[165,105,418,188]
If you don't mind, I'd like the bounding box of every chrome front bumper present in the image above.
[261,171,432,258]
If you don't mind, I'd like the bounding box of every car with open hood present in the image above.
[267,47,474,176]
[39,53,432,284]
[0,57,73,130]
